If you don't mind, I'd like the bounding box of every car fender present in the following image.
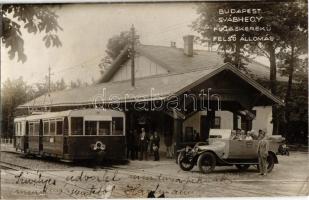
[197,141,226,158]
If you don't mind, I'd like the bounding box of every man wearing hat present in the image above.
[257,129,269,175]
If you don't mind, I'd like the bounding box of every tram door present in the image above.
[24,122,29,152]
[63,117,69,154]
[39,120,43,153]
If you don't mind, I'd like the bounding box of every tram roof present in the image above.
[14,109,124,121]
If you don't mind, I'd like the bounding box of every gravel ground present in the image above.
[1,150,308,198]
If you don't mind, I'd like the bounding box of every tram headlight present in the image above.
[93,141,106,151]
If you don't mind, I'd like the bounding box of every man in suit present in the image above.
[139,128,149,160]
[152,131,160,161]
[257,130,269,175]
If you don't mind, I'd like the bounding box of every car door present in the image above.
[242,140,258,158]
[228,139,245,158]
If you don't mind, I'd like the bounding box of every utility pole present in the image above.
[130,24,136,87]
[47,65,53,96]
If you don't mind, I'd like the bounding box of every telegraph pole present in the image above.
[48,66,51,93]
[47,66,53,96]
[130,25,135,87]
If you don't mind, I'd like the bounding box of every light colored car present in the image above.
[177,129,284,173]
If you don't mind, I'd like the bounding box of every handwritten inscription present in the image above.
[4,169,232,198]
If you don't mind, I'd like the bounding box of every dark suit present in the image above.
[139,133,149,160]
[152,135,160,161]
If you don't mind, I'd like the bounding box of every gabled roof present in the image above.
[19,63,284,109]
[99,44,288,83]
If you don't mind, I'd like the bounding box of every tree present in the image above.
[1,77,30,137]
[1,5,62,63]
[99,30,139,74]
[70,79,89,89]
[277,2,308,126]
[192,2,265,72]
[192,1,308,135]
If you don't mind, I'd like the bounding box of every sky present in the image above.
[1,3,201,85]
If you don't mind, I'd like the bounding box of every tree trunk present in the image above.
[268,43,279,134]
[284,45,295,138]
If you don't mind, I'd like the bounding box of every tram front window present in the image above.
[71,117,83,135]
[85,121,97,135]
[98,121,111,135]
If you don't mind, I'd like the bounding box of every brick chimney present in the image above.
[183,35,194,57]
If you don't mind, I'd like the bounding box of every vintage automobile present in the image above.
[177,129,284,173]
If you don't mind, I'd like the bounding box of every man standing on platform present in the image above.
[139,128,149,160]
[257,129,269,176]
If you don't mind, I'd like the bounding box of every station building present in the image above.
[18,35,284,156]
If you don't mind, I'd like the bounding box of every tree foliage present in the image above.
[99,31,139,74]
[192,1,308,139]
[1,5,62,63]
[0,77,68,137]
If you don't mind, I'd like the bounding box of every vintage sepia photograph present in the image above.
[0,1,308,199]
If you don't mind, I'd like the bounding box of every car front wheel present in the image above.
[178,152,194,171]
[235,164,250,171]
[197,152,216,174]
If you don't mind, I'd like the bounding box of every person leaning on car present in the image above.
[257,129,269,176]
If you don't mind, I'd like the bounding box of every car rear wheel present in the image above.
[235,164,250,171]
[197,152,216,174]
[266,154,275,172]
[257,154,275,173]
[178,152,194,171]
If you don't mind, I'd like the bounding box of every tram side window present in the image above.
[43,121,49,135]
[98,121,111,135]
[29,123,34,136]
[15,123,19,136]
[71,117,83,135]
[19,123,22,136]
[34,122,40,136]
[56,121,63,135]
[85,121,97,135]
[50,121,56,135]
[112,117,123,135]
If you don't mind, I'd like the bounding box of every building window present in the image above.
[98,121,111,135]
[43,121,49,135]
[112,117,123,135]
[184,126,194,142]
[85,121,97,135]
[71,117,83,135]
[214,117,221,129]
[56,121,63,135]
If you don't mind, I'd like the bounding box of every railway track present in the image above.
[0,161,30,170]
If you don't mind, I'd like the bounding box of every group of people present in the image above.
[127,128,161,161]
[231,128,267,141]
[231,128,269,176]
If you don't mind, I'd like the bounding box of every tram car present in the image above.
[14,109,126,161]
